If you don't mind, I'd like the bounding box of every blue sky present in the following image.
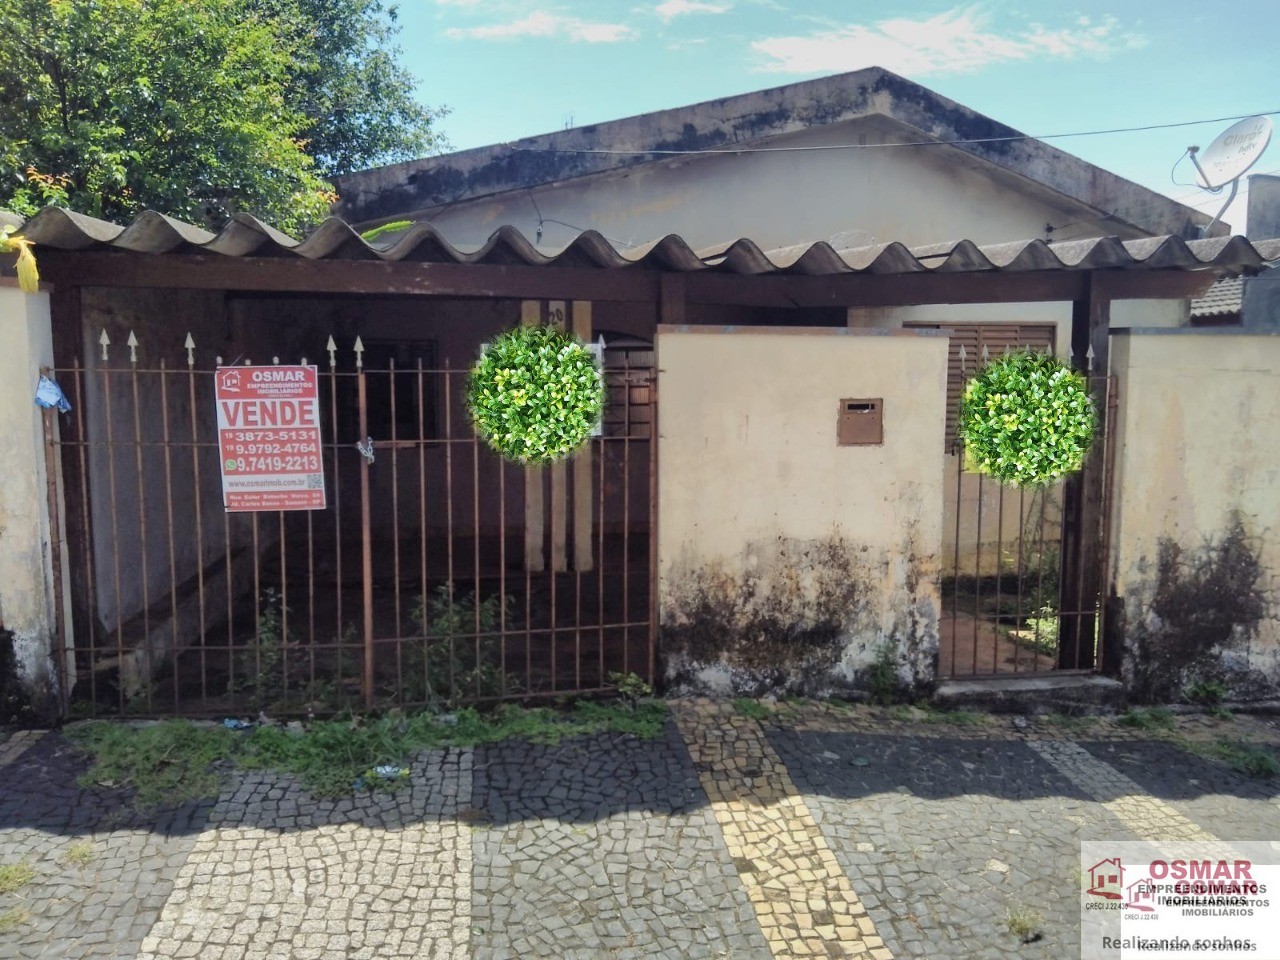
[394,1,1278,232]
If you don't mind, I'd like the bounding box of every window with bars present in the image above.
[904,322,1056,452]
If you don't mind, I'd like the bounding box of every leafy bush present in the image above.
[959,350,1097,487]
[466,325,604,463]
[405,586,515,705]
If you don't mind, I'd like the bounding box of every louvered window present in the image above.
[904,323,1056,452]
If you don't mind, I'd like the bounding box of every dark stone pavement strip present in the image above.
[1079,739,1280,842]
[767,729,1136,960]
[470,720,771,960]
[0,733,212,960]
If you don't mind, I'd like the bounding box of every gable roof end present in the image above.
[334,67,1215,240]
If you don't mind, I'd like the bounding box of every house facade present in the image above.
[2,68,1278,715]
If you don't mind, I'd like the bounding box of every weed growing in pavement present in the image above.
[60,841,95,869]
[0,907,31,933]
[1043,712,1099,730]
[607,671,653,703]
[0,862,34,894]
[69,699,671,805]
[867,640,904,705]
[406,586,517,706]
[1005,904,1044,943]
[1183,738,1280,779]
[1182,679,1228,706]
[733,698,770,721]
[67,720,239,808]
[1117,707,1175,731]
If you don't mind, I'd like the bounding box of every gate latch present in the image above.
[355,437,375,465]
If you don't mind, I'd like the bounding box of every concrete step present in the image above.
[933,673,1124,715]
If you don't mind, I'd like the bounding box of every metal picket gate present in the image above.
[44,334,657,717]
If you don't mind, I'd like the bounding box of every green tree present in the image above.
[0,0,444,233]
[250,0,448,177]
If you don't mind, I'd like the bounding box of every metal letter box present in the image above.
[837,398,883,446]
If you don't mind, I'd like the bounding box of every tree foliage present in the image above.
[0,0,444,233]
[248,0,447,178]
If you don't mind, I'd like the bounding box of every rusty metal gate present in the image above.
[44,333,657,717]
[938,362,1117,680]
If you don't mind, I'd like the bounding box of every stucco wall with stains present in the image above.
[656,326,947,696]
[0,285,66,711]
[1108,331,1280,701]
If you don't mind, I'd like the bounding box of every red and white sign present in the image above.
[215,365,326,512]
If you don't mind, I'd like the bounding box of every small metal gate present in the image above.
[938,374,1117,679]
[44,333,657,717]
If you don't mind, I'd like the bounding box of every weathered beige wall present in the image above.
[410,118,1151,254]
[0,284,66,708]
[1109,331,1280,701]
[657,327,947,696]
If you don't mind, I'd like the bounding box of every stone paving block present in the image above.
[768,728,1120,960]
[470,720,772,960]
[129,747,471,960]
[0,732,211,960]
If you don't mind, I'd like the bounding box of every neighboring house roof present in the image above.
[21,207,1279,277]
[1191,276,1244,319]
[334,67,1215,240]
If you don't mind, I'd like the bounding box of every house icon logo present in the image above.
[1125,879,1156,913]
[218,370,243,394]
[1088,858,1124,900]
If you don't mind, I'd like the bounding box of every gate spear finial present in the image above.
[326,335,337,369]
[354,335,365,370]
[127,331,138,365]
[99,329,110,362]
[184,333,195,368]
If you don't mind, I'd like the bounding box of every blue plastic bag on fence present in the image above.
[34,375,71,413]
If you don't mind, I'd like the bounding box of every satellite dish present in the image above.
[1186,116,1273,236]
[1192,116,1272,189]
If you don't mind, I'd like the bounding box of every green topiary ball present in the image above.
[958,349,1097,487]
[466,324,605,463]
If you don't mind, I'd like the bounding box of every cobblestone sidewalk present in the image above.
[1,705,1278,959]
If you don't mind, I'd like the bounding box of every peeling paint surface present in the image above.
[656,329,946,698]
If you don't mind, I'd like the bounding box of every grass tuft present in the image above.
[732,698,770,721]
[1117,707,1175,731]
[1186,738,1280,778]
[66,720,238,808]
[0,862,35,895]
[70,700,671,804]
[60,841,95,869]
[1005,904,1044,943]
[0,907,31,933]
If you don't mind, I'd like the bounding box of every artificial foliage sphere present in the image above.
[958,349,1097,487]
[466,325,605,463]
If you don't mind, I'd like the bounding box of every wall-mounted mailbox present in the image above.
[837,398,883,446]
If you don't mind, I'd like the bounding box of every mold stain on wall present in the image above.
[660,532,939,698]
[1121,513,1276,702]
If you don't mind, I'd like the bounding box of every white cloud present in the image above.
[751,6,1145,76]
[446,10,636,43]
[654,0,731,22]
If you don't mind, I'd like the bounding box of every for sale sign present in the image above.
[215,365,326,512]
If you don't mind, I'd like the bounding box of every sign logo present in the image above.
[1088,858,1124,900]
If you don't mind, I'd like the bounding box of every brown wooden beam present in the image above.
[39,252,665,302]
[39,250,1229,309]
